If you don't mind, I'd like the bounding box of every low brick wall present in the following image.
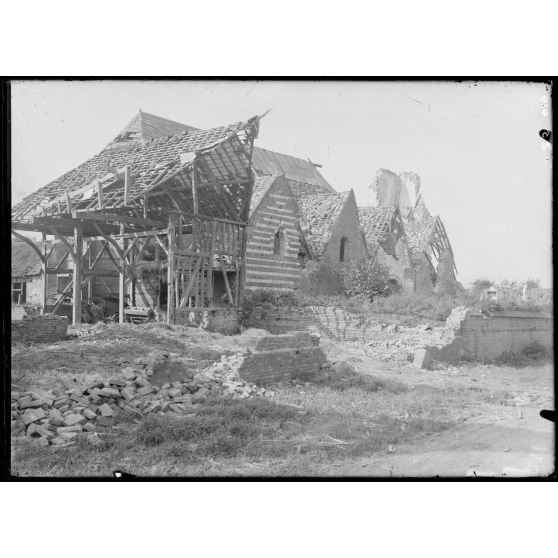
[174,307,241,335]
[243,305,374,341]
[460,310,553,360]
[11,315,69,344]
[239,331,327,384]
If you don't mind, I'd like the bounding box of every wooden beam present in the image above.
[167,216,176,324]
[72,227,83,325]
[44,227,76,261]
[123,166,131,205]
[168,210,246,227]
[220,257,233,306]
[11,231,45,264]
[96,180,104,209]
[118,223,125,324]
[50,280,73,315]
[191,157,199,215]
[162,185,186,211]
[55,249,70,271]
[42,233,48,313]
[72,211,166,229]
[65,191,73,214]
[91,223,124,260]
[179,257,202,308]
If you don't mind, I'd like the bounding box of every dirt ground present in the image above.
[322,339,555,477]
[10,324,555,478]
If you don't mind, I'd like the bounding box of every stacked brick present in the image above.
[238,331,327,384]
[11,315,69,344]
[11,351,274,448]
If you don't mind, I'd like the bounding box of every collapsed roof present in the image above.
[368,168,456,277]
[251,147,335,194]
[12,115,261,227]
[358,206,406,260]
[295,190,352,259]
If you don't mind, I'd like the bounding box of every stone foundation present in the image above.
[11,315,69,344]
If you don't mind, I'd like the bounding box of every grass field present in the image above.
[11,323,534,477]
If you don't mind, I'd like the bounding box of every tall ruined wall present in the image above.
[371,169,400,207]
[245,177,301,290]
[375,237,415,294]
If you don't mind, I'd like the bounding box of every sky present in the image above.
[10,80,553,288]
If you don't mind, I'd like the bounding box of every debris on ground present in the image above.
[11,350,272,448]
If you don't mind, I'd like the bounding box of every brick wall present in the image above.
[11,315,69,344]
[174,307,240,335]
[460,310,553,360]
[246,176,301,290]
[238,331,326,384]
[244,305,374,342]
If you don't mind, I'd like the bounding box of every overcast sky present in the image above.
[11,80,552,288]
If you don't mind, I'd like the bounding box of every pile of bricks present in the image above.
[11,315,69,344]
[11,351,273,448]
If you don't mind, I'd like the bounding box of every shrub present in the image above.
[341,260,391,300]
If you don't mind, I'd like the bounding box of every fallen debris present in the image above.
[11,350,274,448]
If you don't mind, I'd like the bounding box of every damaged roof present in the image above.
[252,147,335,193]
[109,111,199,145]
[359,206,400,246]
[296,190,352,258]
[12,117,258,221]
[12,241,42,277]
[249,174,280,217]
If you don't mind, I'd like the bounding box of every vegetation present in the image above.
[341,261,391,301]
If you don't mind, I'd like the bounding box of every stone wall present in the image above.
[11,315,69,344]
[174,307,240,335]
[459,310,553,360]
[238,331,326,384]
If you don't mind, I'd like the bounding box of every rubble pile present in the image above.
[357,323,452,363]
[11,351,272,448]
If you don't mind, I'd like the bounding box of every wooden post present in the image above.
[72,227,83,325]
[124,166,131,205]
[119,223,125,324]
[167,215,176,324]
[237,225,247,305]
[191,158,199,215]
[87,240,93,301]
[42,232,48,314]
[65,191,73,214]
[207,220,216,303]
[97,180,104,210]
[155,241,161,317]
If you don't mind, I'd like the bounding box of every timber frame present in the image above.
[12,116,260,325]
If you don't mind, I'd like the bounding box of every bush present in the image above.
[341,261,391,300]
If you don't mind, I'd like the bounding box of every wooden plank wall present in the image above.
[245,177,301,290]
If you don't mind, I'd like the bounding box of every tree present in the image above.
[525,278,540,290]
[471,278,492,295]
